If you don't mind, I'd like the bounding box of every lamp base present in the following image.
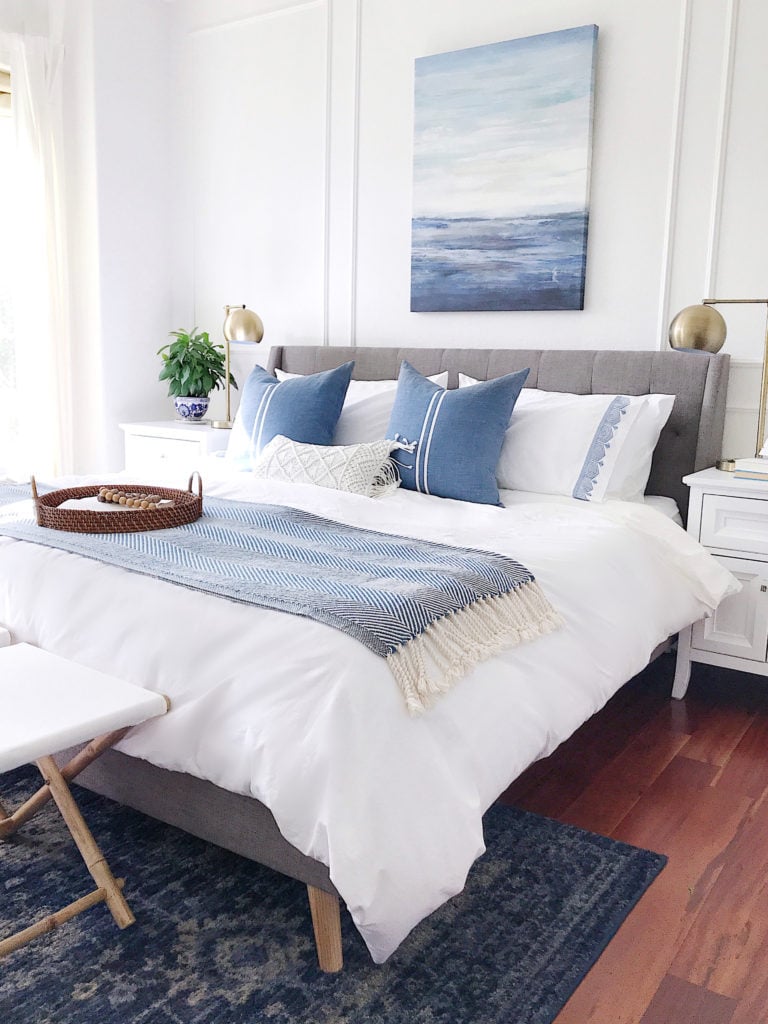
[210,420,233,430]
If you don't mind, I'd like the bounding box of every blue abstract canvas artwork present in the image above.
[411,25,598,312]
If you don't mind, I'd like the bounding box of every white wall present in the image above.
[89,0,173,468]
[168,0,768,458]
[170,0,329,423]
[172,0,685,351]
[3,0,765,465]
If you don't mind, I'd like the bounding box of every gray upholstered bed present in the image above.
[60,345,729,970]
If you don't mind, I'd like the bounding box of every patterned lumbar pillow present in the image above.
[386,361,530,505]
[252,435,400,498]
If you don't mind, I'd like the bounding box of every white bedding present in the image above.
[500,488,684,525]
[0,474,736,962]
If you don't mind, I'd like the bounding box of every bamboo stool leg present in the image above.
[0,728,130,840]
[307,885,343,973]
[0,880,126,959]
[36,755,134,930]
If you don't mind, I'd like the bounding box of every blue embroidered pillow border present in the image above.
[572,396,630,501]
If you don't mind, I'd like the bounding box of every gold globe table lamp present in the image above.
[669,298,768,458]
[669,304,727,353]
[212,305,264,429]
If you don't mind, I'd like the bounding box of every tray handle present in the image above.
[187,471,203,500]
[30,475,42,526]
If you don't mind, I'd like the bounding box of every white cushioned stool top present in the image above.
[0,643,168,773]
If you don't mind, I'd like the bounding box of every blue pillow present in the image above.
[386,361,529,505]
[227,361,354,470]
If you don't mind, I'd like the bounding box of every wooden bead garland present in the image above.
[97,488,173,510]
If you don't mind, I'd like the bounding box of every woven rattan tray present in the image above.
[31,474,203,534]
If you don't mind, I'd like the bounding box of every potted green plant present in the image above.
[157,328,237,421]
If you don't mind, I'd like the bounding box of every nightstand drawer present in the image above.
[700,493,768,556]
[121,421,230,476]
[124,434,199,472]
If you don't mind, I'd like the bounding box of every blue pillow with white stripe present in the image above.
[386,361,530,505]
[227,361,354,470]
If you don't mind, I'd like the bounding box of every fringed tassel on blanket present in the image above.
[387,580,563,715]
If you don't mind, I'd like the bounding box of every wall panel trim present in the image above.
[704,0,740,296]
[349,0,362,345]
[656,0,692,350]
[322,0,333,344]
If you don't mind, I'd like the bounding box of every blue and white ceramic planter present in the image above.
[173,396,210,421]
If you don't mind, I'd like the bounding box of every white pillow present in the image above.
[603,393,675,500]
[275,369,448,445]
[251,435,400,498]
[459,375,674,502]
[275,372,399,400]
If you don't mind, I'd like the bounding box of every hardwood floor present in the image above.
[498,654,768,1024]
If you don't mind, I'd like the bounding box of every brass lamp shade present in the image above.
[668,304,727,353]
[223,304,264,344]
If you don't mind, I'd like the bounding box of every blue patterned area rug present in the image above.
[0,765,665,1024]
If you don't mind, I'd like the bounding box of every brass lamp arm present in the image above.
[702,300,768,458]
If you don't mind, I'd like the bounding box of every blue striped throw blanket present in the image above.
[0,484,561,713]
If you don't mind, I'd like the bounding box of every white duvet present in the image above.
[0,474,736,962]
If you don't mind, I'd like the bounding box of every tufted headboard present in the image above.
[266,346,730,522]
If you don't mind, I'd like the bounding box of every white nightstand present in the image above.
[119,421,230,476]
[674,467,768,698]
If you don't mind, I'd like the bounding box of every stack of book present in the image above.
[733,458,768,481]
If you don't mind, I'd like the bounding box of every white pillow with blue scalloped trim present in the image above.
[458,376,641,502]
[459,376,674,502]
[598,393,675,501]
[506,390,644,501]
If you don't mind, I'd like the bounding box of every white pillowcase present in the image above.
[599,393,675,500]
[251,435,400,498]
[275,370,449,445]
[459,376,673,502]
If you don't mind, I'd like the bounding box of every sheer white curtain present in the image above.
[0,33,73,479]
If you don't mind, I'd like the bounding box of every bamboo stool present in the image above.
[0,643,169,957]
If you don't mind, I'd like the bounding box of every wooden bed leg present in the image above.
[307,885,343,973]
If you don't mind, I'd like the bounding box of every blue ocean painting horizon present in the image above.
[411,25,598,313]
[411,210,589,312]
